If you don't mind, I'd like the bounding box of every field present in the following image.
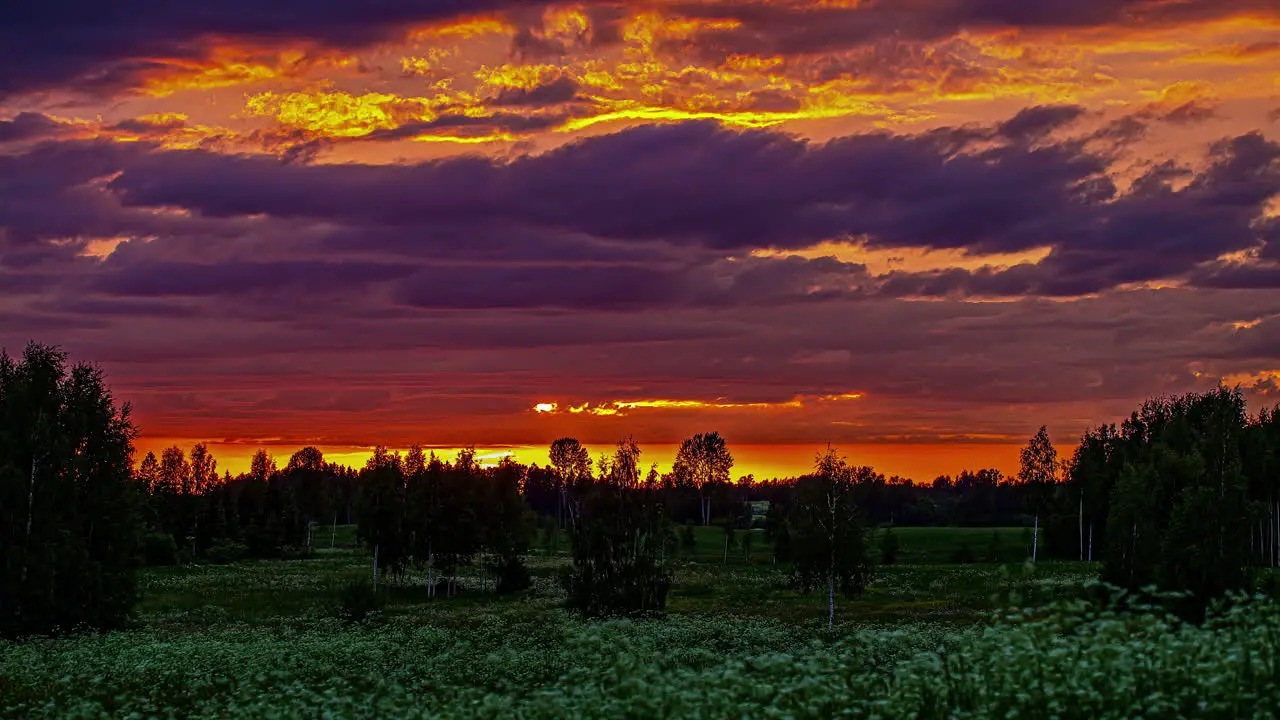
[4,527,1280,718]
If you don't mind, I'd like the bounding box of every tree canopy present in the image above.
[0,342,144,638]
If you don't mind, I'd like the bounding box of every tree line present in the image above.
[5,341,1280,637]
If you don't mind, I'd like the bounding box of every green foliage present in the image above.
[563,438,672,617]
[355,447,410,582]
[880,525,899,565]
[949,541,976,564]
[143,531,180,567]
[204,540,248,566]
[484,459,533,594]
[986,529,1003,563]
[789,448,872,601]
[336,579,383,624]
[1102,387,1255,619]
[0,342,144,639]
[6,589,1280,718]
[679,522,696,556]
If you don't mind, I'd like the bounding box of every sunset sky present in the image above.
[1,0,1277,480]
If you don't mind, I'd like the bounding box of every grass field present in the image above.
[4,526,1280,718]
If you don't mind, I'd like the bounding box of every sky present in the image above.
[1,1,1278,481]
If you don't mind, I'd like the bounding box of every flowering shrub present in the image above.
[4,591,1280,718]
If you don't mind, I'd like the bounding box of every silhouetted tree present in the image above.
[1018,425,1059,562]
[672,431,734,525]
[789,446,871,628]
[1103,387,1255,619]
[550,437,591,530]
[562,437,671,617]
[482,458,532,593]
[356,446,408,589]
[0,342,144,638]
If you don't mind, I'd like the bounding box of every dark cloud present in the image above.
[363,111,569,141]
[0,112,1272,321]
[997,105,1088,143]
[396,255,870,311]
[108,115,189,134]
[397,263,677,311]
[0,113,73,143]
[83,117,1272,299]
[105,120,1104,254]
[92,259,415,297]
[670,0,1278,61]
[0,0,555,97]
[491,76,580,106]
[1188,263,1280,290]
[0,139,153,246]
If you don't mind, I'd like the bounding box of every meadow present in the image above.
[4,526,1279,719]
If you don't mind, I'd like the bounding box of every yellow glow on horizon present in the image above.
[536,392,863,417]
[132,438,1025,484]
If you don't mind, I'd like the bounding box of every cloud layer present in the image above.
[2,0,1278,477]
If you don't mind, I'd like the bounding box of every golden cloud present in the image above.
[532,392,863,416]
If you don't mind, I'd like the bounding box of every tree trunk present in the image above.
[723,534,728,565]
[1078,494,1083,561]
[21,456,38,586]
[828,568,835,630]
[331,515,337,549]
[427,541,435,599]
[1032,515,1039,563]
[373,543,380,589]
[1087,523,1093,562]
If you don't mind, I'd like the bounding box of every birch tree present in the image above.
[1018,426,1059,563]
[789,446,871,628]
[563,436,671,617]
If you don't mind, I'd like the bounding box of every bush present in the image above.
[880,526,899,565]
[680,523,697,556]
[950,542,975,564]
[203,540,248,565]
[143,532,179,566]
[494,558,532,594]
[336,580,383,623]
[986,530,1003,563]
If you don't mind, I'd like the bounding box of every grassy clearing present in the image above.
[4,528,1277,718]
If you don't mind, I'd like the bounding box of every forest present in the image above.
[4,341,1280,718]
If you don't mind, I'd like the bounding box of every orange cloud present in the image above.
[136,46,358,97]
